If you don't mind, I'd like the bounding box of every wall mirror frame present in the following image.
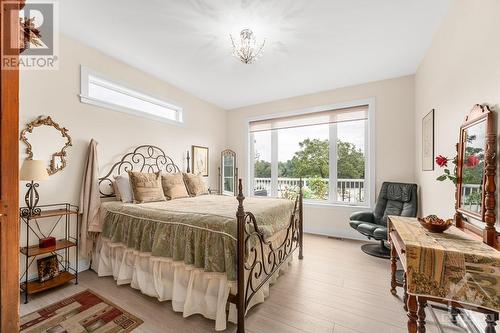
[20,116,72,175]
[455,104,497,247]
[219,149,238,196]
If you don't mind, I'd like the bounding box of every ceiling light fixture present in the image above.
[230,29,266,64]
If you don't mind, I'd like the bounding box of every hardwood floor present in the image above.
[20,234,467,333]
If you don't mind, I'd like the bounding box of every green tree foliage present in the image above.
[462,161,484,184]
[289,139,329,178]
[308,177,328,200]
[254,159,271,177]
[254,138,365,180]
[336,140,365,179]
[278,159,294,177]
[462,134,484,185]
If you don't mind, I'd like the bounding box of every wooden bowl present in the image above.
[418,216,453,233]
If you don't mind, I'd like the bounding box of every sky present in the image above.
[254,120,366,162]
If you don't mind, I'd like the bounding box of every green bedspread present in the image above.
[101,195,295,280]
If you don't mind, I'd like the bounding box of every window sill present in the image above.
[248,195,371,209]
[303,200,371,209]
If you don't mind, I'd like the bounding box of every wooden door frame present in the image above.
[1,0,21,331]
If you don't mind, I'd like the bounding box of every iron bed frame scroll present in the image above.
[233,178,303,333]
[98,145,180,197]
[97,145,304,333]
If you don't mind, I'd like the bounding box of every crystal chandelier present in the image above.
[230,29,266,64]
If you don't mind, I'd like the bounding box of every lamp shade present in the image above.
[20,160,49,181]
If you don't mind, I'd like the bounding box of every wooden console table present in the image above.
[388,216,500,333]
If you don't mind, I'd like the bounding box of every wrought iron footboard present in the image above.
[231,179,304,333]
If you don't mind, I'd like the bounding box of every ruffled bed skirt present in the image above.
[92,237,292,331]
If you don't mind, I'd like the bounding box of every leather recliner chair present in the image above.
[349,182,418,258]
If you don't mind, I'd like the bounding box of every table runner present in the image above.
[389,216,500,311]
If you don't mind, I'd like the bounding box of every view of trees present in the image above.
[254,138,365,179]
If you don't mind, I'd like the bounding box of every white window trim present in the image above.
[79,66,184,126]
[245,98,376,208]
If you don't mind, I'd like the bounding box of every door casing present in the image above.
[1,0,21,331]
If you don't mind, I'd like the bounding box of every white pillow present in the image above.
[114,175,134,203]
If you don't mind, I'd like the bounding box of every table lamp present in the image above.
[20,159,49,217]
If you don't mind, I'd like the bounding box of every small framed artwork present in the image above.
[37,255,60,282]
[192,145,209,176]
[422,109,435,171]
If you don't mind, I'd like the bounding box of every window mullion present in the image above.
[271,130,279,197]
[329,123,338,203]
[249,132,256,197]
[364,118,370,206]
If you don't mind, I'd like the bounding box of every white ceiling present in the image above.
[60,0,450,109]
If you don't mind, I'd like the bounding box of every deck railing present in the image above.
[461,184,482,213]
[253,177,365,203]
[253,179,483,207]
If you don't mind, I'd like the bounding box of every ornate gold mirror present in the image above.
[20,116,72,175]
[455,104,497,246]
[219,149,237,196]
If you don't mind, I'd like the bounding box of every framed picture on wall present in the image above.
[192,145,209,176]
[422,109,435,171]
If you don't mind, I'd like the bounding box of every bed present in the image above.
[92,145,303,332]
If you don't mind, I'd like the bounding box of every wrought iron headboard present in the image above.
[99,145,180,198]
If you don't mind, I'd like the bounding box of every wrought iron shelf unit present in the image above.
[19,203,79,304]
[21,271,76,295]
[21,239,76,257]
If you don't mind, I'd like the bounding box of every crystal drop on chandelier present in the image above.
[230,29,266,64]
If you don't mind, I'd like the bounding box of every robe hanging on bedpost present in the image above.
[79,138,102,257]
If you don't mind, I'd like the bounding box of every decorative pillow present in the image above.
[128,171,166,203]
[113,175,134,203]
[183,173,208,197]
[161,172,189,200]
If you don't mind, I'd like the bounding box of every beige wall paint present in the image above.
[19,35,226,275]
[227,75,415,239]
[414,0,500,220]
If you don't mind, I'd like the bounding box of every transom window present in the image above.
[248,102,374,206]
[80,66,183,124]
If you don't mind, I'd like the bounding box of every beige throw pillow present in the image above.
[161,172,189,200]
[183,173,208,196]
[128,171,166,203]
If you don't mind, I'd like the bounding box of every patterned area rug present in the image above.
[20,289,143,332]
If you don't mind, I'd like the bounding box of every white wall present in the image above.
[414,0,500,220]
[226,75,416,239]
[19,35,226,275]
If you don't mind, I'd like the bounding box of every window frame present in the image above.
[246,98,376,208]
[79,66,184,125]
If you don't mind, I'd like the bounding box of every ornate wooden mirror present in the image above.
[455,104,497,246]
[20,116,72,175]
[219,149,238,196]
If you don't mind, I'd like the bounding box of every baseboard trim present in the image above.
[304,230,375,242]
